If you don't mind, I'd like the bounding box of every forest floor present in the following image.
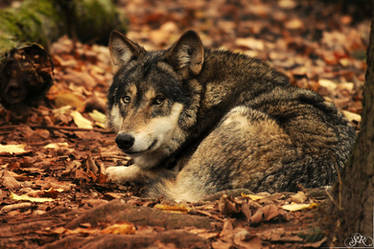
[0,0,370,248]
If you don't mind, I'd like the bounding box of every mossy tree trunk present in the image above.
[333,2,374,247]
[0,0,126,110]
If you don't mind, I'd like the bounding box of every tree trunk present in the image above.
[334,2,374,247]
[0,0,126,110]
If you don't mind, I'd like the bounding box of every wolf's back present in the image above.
[148,75,355,201]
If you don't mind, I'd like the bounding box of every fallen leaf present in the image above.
[0,144,27,155]
[50,227,67,234]
[235,37,265,50]
[52,92,86,111]
[88,110,106,128]
[258,227,304,243]
[44,142,70,149]
[218,194,241,216]
[187,228,219,240]
[10,192,54,203]
[28,188,64,199]
[154,203,191,213]
[318,79,337,92]
[218,219,234,244]
[0,202,33,214]
[233,229,265,249]
[65,227,100,235]
[285,18,304,30]
[101,222,136,235]
[241,193,266,201]
[212,239,233,249]
[290,191,307,203]
[342,110,361,123]
[71,110,93,129]
[281,202,318,211]
[250,204,281,225]
[278,0,296,9]
[1,170,22,190]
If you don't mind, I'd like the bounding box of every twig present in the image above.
[0,202,34,214]
[325,187,341,211]
[188,209,225,222]
[334,163,343,211]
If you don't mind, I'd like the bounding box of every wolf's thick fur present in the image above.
[105,30,355,202]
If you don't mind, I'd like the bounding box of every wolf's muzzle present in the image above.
[115,133,135,151]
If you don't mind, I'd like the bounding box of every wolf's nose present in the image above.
[115,133,134,150]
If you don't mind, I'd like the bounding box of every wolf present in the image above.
[105,30,355,202]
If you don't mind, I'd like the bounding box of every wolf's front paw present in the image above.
[105,165,141,183]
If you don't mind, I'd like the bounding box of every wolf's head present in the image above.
[107,30,204,169]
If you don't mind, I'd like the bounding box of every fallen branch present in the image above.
[67,199,214,230]
[42,231,210,249]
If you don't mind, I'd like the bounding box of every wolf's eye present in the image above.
[153,95,165,105]
[121,96,131,104]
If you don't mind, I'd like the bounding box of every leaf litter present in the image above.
[0,0,369,248]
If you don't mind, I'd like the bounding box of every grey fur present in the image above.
[106,30,355,202]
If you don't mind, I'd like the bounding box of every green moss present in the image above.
[73,0,127,44]
[0,0,127,64]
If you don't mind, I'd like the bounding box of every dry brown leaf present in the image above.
[318,79,337,92]
[281,202,318,211]
[154,203,191,213]
[250,204,281,225]
[211,240,233,249]
[88,110,106,128]
[258,228,304,243]
[290,191,307,203]
[187,228,219,240]
[71,110,93,129]
[233,229,266,249]
[65,227,100,235]
[75,168,91,182]
[342,110,361,123]
[0,144,27,155]
[278,0,296,9]
[235,37,265,50]
[218,194,241,216]
[1,170,22,190]
[219,219,234,242]
[241,193,266,200]
[285,18,304,30]
[0,202,33,214]
[10,192,54,203]
[101,222,136,235]
[50,227,67,234]
[63,69,97,89]
[28,188,64,199]
[52,92,86,111]
[44,142,70,150]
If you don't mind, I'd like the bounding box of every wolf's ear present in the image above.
[109,31,145,66]
[166,30,204,77]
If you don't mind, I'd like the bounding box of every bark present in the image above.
[0,0,126,110]
[333,2,374,246]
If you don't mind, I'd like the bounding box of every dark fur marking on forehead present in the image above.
[140,51,165,77]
